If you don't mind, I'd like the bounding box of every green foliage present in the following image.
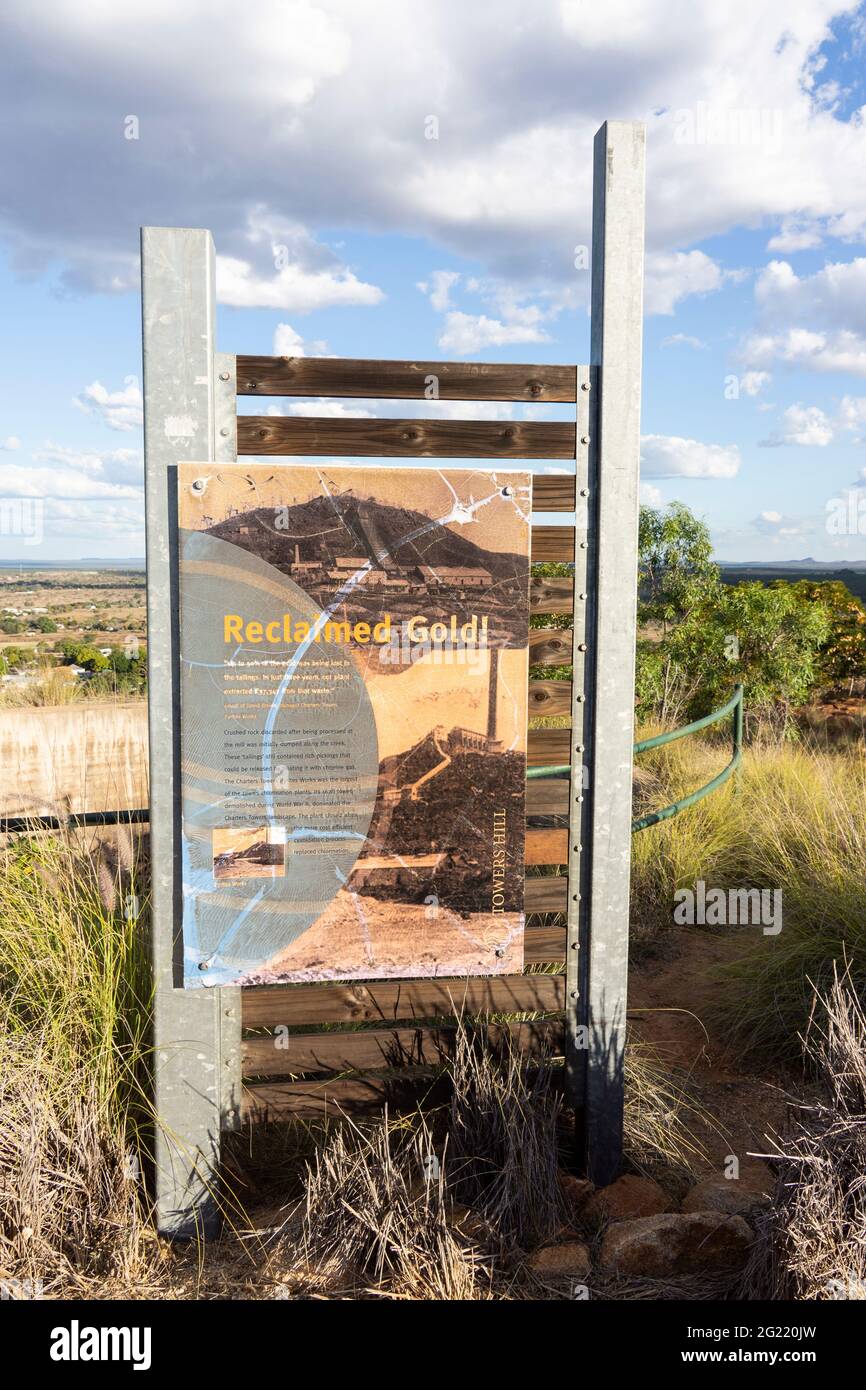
[0,617,24,635]
[638,501,718,630]
[788,579,866,686]
[33,615,57,633]
[636,504,838,722]
[1,645,36,668]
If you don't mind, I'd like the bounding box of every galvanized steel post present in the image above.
[577,121,646,1183]
[141,227,240,1238]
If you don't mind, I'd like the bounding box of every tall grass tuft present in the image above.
[741,969,866,1300]
[446,1026,565,1251]
[291,1109,488,1299]
[0,826,154,1291]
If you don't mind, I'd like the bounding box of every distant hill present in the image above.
[207,492,525,579]
[720,565,866,605]
[721,557,866,571]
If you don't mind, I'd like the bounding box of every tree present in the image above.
[638,501,719,631]
[0,617,23,635]
[34,615,58,633]
[788,579,866,688]
[635,503,835,724]
[74,646,109,673]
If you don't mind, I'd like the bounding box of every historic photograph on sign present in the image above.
[177,463,531,987]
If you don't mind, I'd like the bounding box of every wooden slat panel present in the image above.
[526,777,570,815]
[241,974,565,1029]
[527,727,570,766]
[531,526,576,562]
[238,416,575,460]
[533,476,576,511]
[242,1018,564,1078]
[525,827,568,865]
[529,679,572,718]
[530,576,574,614]
[529,627,573,666]
[243,1073,446,1119]
[236,356,577,403]
[525,876,569,912]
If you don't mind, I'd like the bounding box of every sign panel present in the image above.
[177,463,530,987]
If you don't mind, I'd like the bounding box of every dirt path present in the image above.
[628,930,806,1180]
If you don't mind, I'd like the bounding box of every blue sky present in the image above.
[3,1,866,562]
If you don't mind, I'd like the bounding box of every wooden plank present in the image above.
[531,526,576,562]
[533,476,575,511]
[530,576,574,614]
[525,827,568,865]
[525,777,570,816]
[236,356,577,402]
[527,727,570,765]
[242,1072,449,1119]
[529,679,572,719]
[241,974,565,1030]
[525,876,569,913]
[241,1018,565,1078]
[237,415,575,460]
[529,627,573,666]
[525,924,567,957]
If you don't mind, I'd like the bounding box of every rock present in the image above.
[682,1174,771,1217]
[599,1212,753,1277]
[582,1174,672,1231]
[557,1171,593,1218]
[527,1241,591,1281]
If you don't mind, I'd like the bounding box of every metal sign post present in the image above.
[141,228,240,1238]
[575,121,646,1183]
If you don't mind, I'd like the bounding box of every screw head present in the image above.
[219,426,229,437]
[581,435,590,445]
[219,371,230,382]
[581,381,590,391]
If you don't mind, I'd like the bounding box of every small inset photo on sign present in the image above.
[213,826,287,881]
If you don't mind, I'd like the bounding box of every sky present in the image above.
[3,1,866,562]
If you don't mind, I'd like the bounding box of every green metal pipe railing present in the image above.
[527,684,744,834]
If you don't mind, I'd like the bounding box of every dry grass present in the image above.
[741,968,866,1301]
[284,1109,490,1299]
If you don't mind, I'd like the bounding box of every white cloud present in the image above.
[217,255,383,312]
[753,510,811,538]
[759,403,834,446]
[740,370,772,396]
[74,377,143,432]
[660,333,706,349]
[0,462,140,500]
[741,326,866,376]
[644,250,725,316]
[1,436,21,450]
[640,481,664,506]
[741,258,866,376]
[272,322,330,356]
[31,443,143,486]
[640,433,741,479]
[437,311,549,355]
[766,219,824,252]
[6,2,866,299]
[418,270,461,313]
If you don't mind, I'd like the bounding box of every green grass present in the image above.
[631,732,866,1061]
